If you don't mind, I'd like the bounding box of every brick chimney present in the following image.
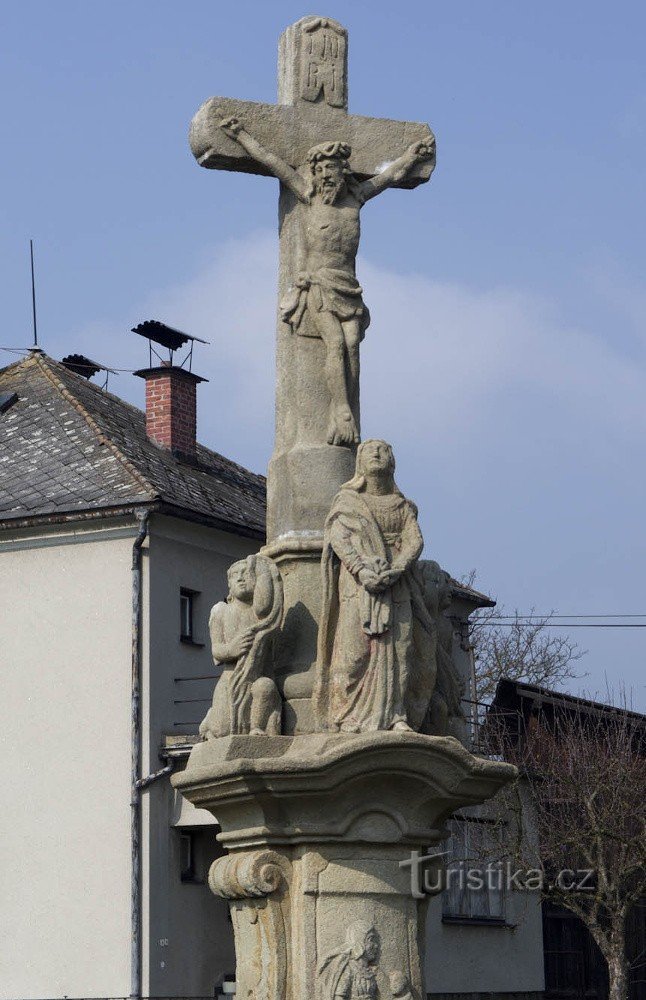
[134,363,206,459]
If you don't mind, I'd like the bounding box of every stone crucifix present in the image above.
[176,21,516,1000]
[189,15,436,543]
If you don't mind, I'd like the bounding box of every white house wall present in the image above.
[143,514,259,999]
[0,510,546,1000]
[0,520,134,1000]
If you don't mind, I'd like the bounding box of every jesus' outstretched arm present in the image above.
[359,135,436,203]
[218,116,309,203]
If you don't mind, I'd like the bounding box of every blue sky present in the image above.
[1,1,645,707]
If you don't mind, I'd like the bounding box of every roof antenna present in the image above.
[29,239,41,352]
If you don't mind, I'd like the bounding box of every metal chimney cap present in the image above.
[131,321,209,352]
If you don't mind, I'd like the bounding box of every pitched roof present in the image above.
[448,578,495,609]
[491,677,646,724]
[0,351,266,538]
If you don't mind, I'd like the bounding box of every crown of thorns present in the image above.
[306,141,352,164]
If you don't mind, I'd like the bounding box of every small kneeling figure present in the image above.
[199,554,283,739]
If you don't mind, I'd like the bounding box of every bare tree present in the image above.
[462,572,585,704]
[489,694,646,1000]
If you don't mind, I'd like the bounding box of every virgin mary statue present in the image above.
[313,440,437,733]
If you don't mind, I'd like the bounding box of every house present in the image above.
[0,345,264,1000]
[0,344,543,1000]
[489,679,646,1000]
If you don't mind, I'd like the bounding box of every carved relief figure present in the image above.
[313,440,438,733]
[199,555,283,739]
[217,117,435,447]
[318,922,381,1000]
[415,560,465,736]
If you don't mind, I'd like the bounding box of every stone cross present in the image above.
[189,16,435,730]
[190,15,434,537]
[176,21,516,1000]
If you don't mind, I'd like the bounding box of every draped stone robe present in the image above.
[314,486,437,732]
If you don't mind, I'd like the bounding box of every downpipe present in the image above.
[136,761,174,791]
[131,508,150,1000]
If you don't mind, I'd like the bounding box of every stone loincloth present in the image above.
[280,267,370,338]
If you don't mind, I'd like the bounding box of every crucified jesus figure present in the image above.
[218,117,435,447]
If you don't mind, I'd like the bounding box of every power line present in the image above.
[0,346,134,372]
[481,614,646,629]
[479,622,646,629]
[488,614,646,620]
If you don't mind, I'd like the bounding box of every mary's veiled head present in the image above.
[343,439,397,493]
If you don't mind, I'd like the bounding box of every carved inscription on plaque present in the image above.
[300,18,346,108]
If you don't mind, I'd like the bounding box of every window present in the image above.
[179,590,193,640]
[179,830,207,884]
[442,817,505,922]
[179,831,196,882]
[180,588,203,644]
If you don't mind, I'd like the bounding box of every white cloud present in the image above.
[61,227,646,512]
[61,230,646,706]
[360,259,646,445]
[66,232,278,473]
[67,230,646,466]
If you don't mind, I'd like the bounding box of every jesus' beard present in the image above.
[317,177,347,205]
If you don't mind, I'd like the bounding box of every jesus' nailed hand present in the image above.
[217,115,435,448]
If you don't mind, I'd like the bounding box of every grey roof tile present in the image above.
[0,353,266,537]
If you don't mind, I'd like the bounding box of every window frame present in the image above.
[441,816,507,926]
[179,831,197,883]
[179,587,204,646]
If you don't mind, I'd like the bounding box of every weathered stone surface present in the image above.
[313,440,461,736]
[173,732,516,1000]
[190,96,434,184]
[190,15,434,519]
[417,560,466,739]
[189,17,437,719]
[212,106,433,453]
[318,922,382,1000]
[259,534,324,733]
[199,554,283,739]
[178,17,515,1000]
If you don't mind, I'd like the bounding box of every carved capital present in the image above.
[208,850,286,900]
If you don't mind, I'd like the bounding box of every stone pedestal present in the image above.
[173,733,516,1000]
[260,536,328,734]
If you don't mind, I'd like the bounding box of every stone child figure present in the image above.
[199,554,283,739]
[318,922,381,1000]
[218,116,435,447]
[313,440,438,733]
